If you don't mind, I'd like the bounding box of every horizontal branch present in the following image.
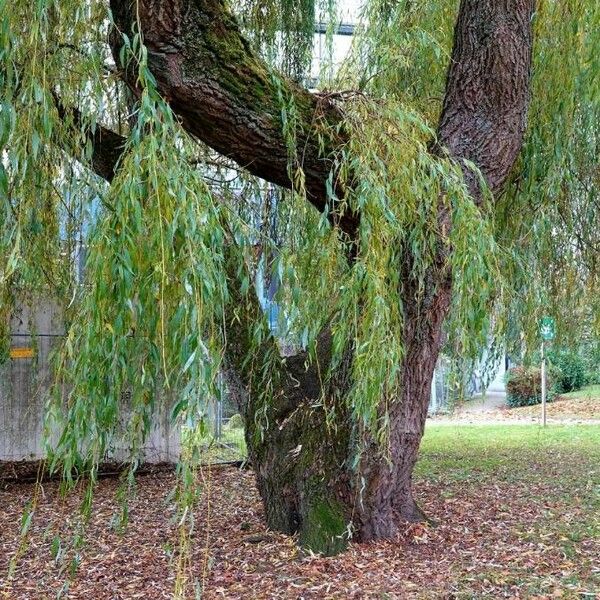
[109,0,359,236]
[53,94,125,183]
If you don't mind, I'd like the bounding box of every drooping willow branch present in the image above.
[53,93,126,183]
[108,0,359,237]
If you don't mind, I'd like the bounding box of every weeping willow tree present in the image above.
[1,0,598,556]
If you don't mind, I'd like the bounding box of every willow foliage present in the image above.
[0,0,598,558]
[494,0,600,353]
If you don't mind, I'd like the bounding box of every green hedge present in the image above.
[582,343,600,385]
[548,350,586,393]
[226,413,244,430]
[505,366,557,408]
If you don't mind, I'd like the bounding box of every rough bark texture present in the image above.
[223,272,354,555]
[437,0,535,199]
[109,0,358,236]
[77,0,535,554]
[356,260,454,540]
[361,0,537,536]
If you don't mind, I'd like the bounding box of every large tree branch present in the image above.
[437,0,535,198]
[109,0,359,235]
[53,95,125,183]
[84,0,534,221]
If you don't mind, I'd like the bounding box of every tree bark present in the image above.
[437,0,535,199]
[77,0,535,554]
[223,256,453,550]
[109,0,359,236]
[222,269,354,555]
[357,262,454,539]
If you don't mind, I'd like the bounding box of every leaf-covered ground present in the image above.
[1,425,598,599]
[508,397,600,422]
[438,387,600,425]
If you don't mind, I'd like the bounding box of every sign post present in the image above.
[541,340,546,427]
[539,317,555,427]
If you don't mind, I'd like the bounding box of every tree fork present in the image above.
[73,0,535,555]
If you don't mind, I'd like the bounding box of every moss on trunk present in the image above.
[300,497,348,556]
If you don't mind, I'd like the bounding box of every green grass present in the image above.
[421,422,600,452]
[200,426,247,463]
[560,383,600,400]
[417,423,600,483]
[417,424,600,596]
[417,423,600,527]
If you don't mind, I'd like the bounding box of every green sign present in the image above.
[540,317,555,341]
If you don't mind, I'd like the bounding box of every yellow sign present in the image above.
[9,347,34,359]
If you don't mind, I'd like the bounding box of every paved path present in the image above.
[455,392,507,414]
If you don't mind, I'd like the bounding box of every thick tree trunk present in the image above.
[361,267,454,537]
[223,279,355,554]
[224,252,452,552]
[89,0,535,555]
[236,290,451,551]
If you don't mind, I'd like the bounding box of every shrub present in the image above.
[548,350,586,393]
[582,343,600,385]
[505,366,557,408]
[226,413,244,430]
[585,365,600,386]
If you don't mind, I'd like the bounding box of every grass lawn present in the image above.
[417,424,600,597]
[200,425,247,463]
[419,422,600,478]
[1,424,598,599]
[560,384,600,400]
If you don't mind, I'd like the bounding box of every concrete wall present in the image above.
[4,299,493,458]
[0,301,183,462]
[0,301,61,460]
